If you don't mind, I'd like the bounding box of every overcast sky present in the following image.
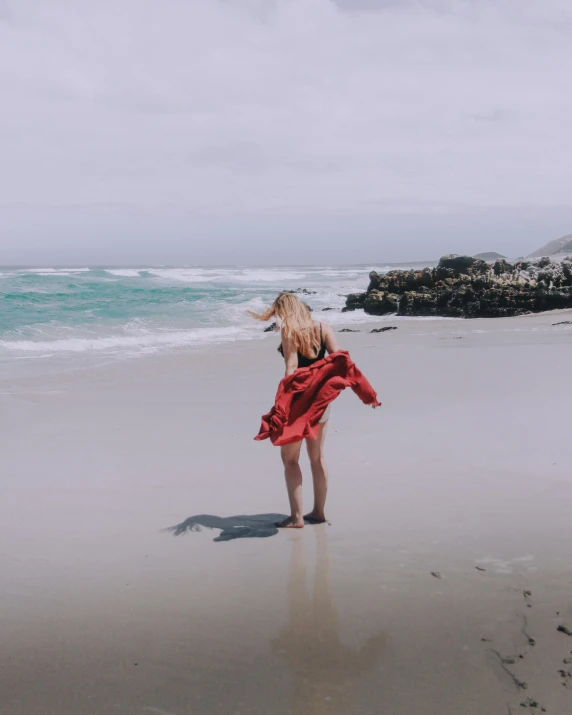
[1,0,572,265]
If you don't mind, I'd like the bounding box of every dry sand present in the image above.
[1,312,572,715]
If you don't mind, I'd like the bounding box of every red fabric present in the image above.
[255,350,381,446]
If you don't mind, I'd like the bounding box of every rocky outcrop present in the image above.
[344,254,572,318]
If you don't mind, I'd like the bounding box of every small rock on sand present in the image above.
[371,326,398,333]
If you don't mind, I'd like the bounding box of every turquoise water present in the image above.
[0,265,383,360]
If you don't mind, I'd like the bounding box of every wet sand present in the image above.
[1,312,572,714]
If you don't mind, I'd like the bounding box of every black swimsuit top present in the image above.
[278,322,327,368]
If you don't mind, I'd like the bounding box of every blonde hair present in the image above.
[250,292,321,358]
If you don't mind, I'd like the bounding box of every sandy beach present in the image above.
[1,312,572,715]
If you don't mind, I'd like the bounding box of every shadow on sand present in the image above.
[163,513,289,542]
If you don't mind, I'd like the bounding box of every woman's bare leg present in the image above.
[305,421,329,523]
[277,440,304,528]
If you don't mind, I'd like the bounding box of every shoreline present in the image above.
[1,306,571,385]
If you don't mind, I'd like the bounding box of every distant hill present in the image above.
[528,234,572,257]
[473,252,506,261]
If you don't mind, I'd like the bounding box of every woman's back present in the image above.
[278,320,327,367]
[295,321,327,367]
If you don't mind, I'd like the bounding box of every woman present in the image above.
[251,293,380,529]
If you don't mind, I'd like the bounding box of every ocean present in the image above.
[0,264,437,366]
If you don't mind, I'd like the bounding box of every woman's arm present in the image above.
[323,323,340,355]
[281,328,299,376]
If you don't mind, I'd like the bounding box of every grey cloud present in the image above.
[1,0,571,263]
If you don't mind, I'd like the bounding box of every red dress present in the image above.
[255,350,381,446]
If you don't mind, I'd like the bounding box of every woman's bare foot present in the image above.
[275,517,304,529]
[303,510,327,524]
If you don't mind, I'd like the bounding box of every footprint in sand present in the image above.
[558,667,572,687]
[519,697,546,711]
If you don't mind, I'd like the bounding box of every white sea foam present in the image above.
[105,269,143,278]
[134,267,309,284]
[146,268,215,283]
[222,296,267,323]
[30,272,85,277]
[23,268,58,273]
[317,270,363,278]
[0,326,257,353]
[107,267,239,282]
[225,269,307,283]
[20,267,91,275]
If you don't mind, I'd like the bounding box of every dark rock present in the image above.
[434,265,456,281]
[321,307,334,311]
[342,292,366,312]
[494,258,514,275]
[370,326,397,333]
[431,571,442,579]
[553,320,572,325]
[339,328,359,333]
[345,255,572,319]
[438,254,476,272]
[264,323,277,333]
[363,291,399,315]
[367,270,383,292]
[283,288,318,295]
[398,290,445,316]
[557,625,572,636]
[471,258,490,274]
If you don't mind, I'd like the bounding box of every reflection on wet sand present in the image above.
[272,528,386,714]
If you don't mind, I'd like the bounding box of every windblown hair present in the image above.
[249,292,321,358]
